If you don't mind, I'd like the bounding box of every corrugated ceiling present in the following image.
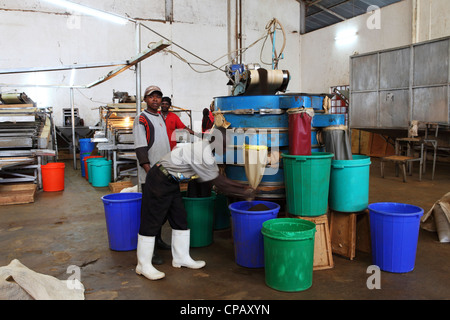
[305,0,403,33]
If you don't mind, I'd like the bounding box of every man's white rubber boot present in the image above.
[171,229,206,269]
[136,234,165,280]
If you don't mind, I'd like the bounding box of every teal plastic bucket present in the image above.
[86,157,106,184]
[282,152,334,216]
[329,155,371,212]
[262,218,316,292]
[92,159,112,187]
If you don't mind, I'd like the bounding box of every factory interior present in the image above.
[0,0,449,308]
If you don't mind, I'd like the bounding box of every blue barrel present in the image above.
[229,201,280,268]
[101,193,142,251]
[80,154,87,177]
[79,138,95,155]
[329,155,371,212]
[368,202,424,273]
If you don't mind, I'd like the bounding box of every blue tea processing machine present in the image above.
[213,64,345,199]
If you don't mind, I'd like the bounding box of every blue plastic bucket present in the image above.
[101,193,142,251]
[229,201,280,268]
[79,138,95,155]
[80,153,90,177]
[368,202,424,273]
[329,155,371,212]
[92,160,112,187]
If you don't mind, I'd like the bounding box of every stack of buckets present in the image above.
[79,138,95,178]
[252,108,328,292]
[325,140,423,274]
[80,138,112,188]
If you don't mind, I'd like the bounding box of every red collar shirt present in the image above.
[159,111,187,150]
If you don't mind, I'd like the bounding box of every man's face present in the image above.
[144,93,162,113]
[161,100,170,113]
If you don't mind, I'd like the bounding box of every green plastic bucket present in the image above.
[86,157,106,184]
[182,193,216,247]
[262,218,316,292]
[329,155,371,212]
[91,159,112,187]
[282,152,334,216]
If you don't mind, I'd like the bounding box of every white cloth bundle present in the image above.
[421,192,450,243]
[0,259,84,300]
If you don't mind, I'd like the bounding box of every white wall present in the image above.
[415,0,450,42]
[299,0,450,93]
[2,0,448,129]
[0,0,301,129]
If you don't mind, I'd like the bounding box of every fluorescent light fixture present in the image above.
[69,68,76,86]
[43,0,129,25]
[335,29,358,44]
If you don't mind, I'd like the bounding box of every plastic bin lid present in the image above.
[262,218,316,240]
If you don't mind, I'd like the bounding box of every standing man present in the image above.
[159,96,197,150]
[133,85,171,263]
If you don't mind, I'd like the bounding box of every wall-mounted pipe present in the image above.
[412,0,420,43]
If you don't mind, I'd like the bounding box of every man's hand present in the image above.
[212,174,257,199]
[142,163,151,173]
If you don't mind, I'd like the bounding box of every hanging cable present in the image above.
[260,18,286,69]
[140,23,225,73]
[143,18,286,73]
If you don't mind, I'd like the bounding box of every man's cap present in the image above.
[144,86,162,97]
[162,96,172,105]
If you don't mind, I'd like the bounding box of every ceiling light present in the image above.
[43,0,129,25]
[335,29,358,44]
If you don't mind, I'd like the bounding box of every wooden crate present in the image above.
[289,214,334,271]
[0,183,37,206]
[108,180,134,193]
[330,209,371,260]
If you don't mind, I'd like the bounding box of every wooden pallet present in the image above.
[0,183,37,206]
[330,209,371,260]
[288,213,334,270]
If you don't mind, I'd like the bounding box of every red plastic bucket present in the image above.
[288,108,312,156]
[41,162,65,192]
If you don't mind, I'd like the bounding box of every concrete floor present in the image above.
[0,157,449,301]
